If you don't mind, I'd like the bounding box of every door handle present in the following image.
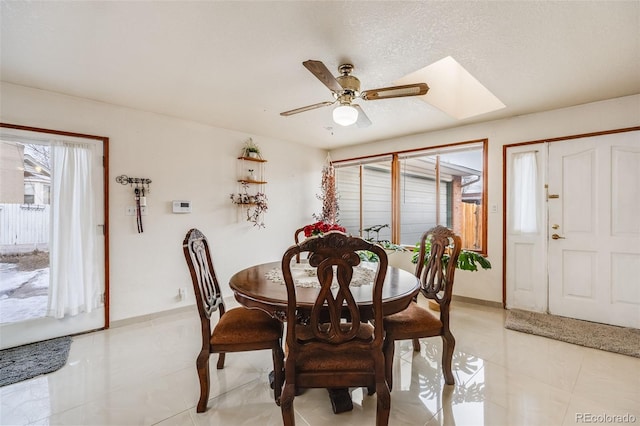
[551,233,565,240]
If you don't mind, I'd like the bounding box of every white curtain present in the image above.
[511,151,539,233]
[47,141,100,318]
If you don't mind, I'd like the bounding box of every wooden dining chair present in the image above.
[279,231,390,426]
[294,226,305,263]
[382,226,462,389]
[182,228,284,412]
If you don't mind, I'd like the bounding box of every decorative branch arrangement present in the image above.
[230,182,268,228]
[313,154,339,224]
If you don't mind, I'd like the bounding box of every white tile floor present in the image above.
[1,299,639,426]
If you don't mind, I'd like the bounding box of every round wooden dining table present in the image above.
[229,260,420,414]
[229,261,420,322]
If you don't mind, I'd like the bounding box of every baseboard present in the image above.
[110,305,195,328]
[108,295,502,329]
[452,295,503,309]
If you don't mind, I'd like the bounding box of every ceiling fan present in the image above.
[280,60,429,127]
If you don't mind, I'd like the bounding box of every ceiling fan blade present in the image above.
[352,104,372,128]
[303,60,343,93]
[361,83,429,101]
[280,101,335,116]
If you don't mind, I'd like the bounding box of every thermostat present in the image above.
[172,200,192,213]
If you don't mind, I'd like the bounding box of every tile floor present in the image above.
[1,299,639,426]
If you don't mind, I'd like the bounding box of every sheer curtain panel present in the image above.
[510,151,539,233]
[47,141,101,318]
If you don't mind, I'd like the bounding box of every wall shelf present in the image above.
[237,179,267,185]
[231,154,268,228]
[237,156,267,163]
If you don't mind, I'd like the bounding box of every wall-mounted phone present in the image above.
[172,200,192,213]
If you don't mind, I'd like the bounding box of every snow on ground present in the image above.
[0,263,48,324]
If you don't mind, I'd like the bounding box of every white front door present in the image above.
[547,131,640,328]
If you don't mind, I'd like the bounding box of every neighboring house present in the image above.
[0,141,50,205]
[0,142,50,254]
[22,148,51,205]
[0,141,24,204]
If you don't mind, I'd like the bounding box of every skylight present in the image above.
[395,56,505,120]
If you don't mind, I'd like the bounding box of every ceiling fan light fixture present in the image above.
[333,104,358,126]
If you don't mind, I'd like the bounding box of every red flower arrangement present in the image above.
[303,221,346,237]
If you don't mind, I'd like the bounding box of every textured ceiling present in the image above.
[1,1,639,149]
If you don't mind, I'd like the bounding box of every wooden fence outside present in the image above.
[0,203,49,254]
[461,202,481,250]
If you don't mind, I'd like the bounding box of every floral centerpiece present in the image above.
[303,221,346,237]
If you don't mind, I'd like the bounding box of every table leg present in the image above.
[328,388,353,413]
[269,370,276,389]
[271,372,353,413]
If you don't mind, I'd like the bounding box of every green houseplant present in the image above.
[410,241,491,272]
[354,226,491,273]
[242,137,261,159]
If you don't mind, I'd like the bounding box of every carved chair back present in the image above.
[281,231,388,353]
[294,226,306,263]
[414,225,462,313]
[183,228,225,334]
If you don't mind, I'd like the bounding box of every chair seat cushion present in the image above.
[294,322,376,373]
[211,307,282,345]
[383,301,442,340]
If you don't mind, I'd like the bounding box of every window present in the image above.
[336,156,393,242]
[23,183,35,204]
[334,140,487,252]
[43,185,50,205]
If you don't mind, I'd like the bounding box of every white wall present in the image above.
[331,94,640,304]
[3,81,638,314]
[0,82,326,321]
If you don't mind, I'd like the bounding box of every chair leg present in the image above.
[196,351,211,413]
[216,352,226,369]
[272,343,285,405]
[382,338,395,391]
[280,383,296,426]
[412,338,421,352]
[375,380,391,426]
[441,332,456,385]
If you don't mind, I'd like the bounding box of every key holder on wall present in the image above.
[116,175,152,233]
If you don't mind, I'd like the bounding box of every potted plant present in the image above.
[242,138,261,159]
[410,242,491,272]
